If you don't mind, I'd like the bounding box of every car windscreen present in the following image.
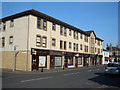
[107,63,118,67]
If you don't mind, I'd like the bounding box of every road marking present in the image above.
[21,76,53,83]
[64,73,74,76]
[88,70,92,72]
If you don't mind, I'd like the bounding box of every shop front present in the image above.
[49,51,63,69]
[64,52,74,68]
[31,48,49,71]
[83,54,89,66]
[90,54,95,66]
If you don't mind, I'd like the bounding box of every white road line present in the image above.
[21,76,53,83]
[64,73,74,76]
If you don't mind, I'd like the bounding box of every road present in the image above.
[2,65,120,88]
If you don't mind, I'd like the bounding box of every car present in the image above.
[105,62,120,75]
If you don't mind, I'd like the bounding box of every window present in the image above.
[64,27,67,36]
[37,18,41,29]
[42,37,47,47]
[84,45,86,52]
[76,32,78,40]
[9,36,13,44]
[52,23,55,30]
[73,43,76,51]
[69,42,71,49]
[36,35,41,46]
[76,44,78,51]
[3,22,6,31]
[80,33,82,39]
[87,46,88,52]
[80,44,82,50]
[2,37,5,47]
[10,19,14,27]
[95,48,96,52]
[60,26,63,35]
[78,57,82,65]
[52,38,56,46]
[43,20,47,30]
[69,29,71,36]
[64,41,66,50]
[60,40,63,49]
[73,31,76,39]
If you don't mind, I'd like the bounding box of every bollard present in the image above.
[41,67,43,72]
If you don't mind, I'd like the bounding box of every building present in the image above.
[0,9,103,71]
[106,44,120,62]
[102,49,110,65]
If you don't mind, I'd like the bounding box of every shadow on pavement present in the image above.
[88,72,120,88]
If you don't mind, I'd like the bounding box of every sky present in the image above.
[2,2,118,49]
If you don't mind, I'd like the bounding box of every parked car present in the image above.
[105,62,120,75]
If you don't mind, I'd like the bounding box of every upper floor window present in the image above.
[60,40,63,49]
[69,42,72,49]
[84,35,88,42]
[2,37,5,47]
[80,44,82,50]
[36,35,41,47]
[60,26,63,35]
[73,31,76,39]
[80,33,82,39]
[69,29,71,36]
[76,32,78,40]
[43,20,47,30]
[3,22,6,31]
[73,43,76,51]
[42,37,47,47]
[64,27,67,36]
[10,20,14,27]
[76,44,78,51]
[37,18,41,29]
[9,36,13,44]
[52,38,56,46]
[52,23,56,30]
[98,41,100,46]
[64,41,67,50]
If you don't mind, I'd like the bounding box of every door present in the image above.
[50,56,55,69]
[32,55,39,70]
[75,57,78,68]
[64,57,68,68]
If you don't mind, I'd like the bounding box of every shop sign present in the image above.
[50,51,63,55]
[75,54,79,57]
[39,56,46,67]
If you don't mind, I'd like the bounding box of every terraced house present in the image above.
[0,9,103,71]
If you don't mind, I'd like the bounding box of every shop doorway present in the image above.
[50,56,55,69]
[32,55,39,70]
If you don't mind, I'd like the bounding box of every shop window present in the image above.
[2,37,5,47]
[64,41,67,50]
[36,35,41,47]
[78,57,82,65]
[60,26,63,35]
[37,18,41,29]
[60,40,63,49]
[43,20,47,30]
[9,36,13,44]
[52,23,56,30]
[10,19,14,27]
[52,38,56,46]
[3,22,6,31]
[42,37,47,47]
[39,56,46,67]
[64,27,67,36]
[68,57,73,66]
[69,29,71,36]
[55,57,62,67]
[69,42,72,49]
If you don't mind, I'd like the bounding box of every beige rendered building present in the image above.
[0,9,103,71]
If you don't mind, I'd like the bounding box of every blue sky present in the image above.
[2,2,118,49]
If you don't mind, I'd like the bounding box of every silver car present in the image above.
[105,62,120,75]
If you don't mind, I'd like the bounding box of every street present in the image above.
[2,65,120,88]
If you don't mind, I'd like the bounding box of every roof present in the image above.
[85,31,103,41]
[2,9,103,41]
